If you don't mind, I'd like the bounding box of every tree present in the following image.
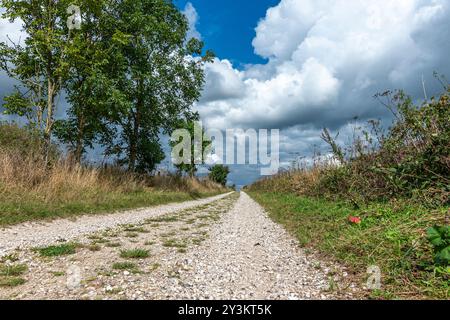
[53,0,125,162]
[100,0,214,172]
[1,0,213,171]
[170,120,211,177]
[208,165,230,186]
[0,0,76,158]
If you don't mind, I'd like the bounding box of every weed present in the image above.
[36,244,77,257]
[125,232,139,238]
[163,239,187,249]
[112,262,138,271]
[0,264,27,276]
[106,242,122,248]
[0,277,26,287]
[119,249,150,259]
[87,244,101,252]
[123,226,148,233]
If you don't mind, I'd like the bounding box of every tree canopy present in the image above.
[1,0,214,172]
[208,165,230,186]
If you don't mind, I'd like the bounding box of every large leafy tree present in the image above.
[1,0,213,171]
[0,0,76,157]
[53,0,126,162]
[100,0,214,172]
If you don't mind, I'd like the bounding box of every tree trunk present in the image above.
[44,78,55,162]
[129,77,143,171]
[74,112,85,163]
[129,127,137,171]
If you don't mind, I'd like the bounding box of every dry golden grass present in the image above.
[250,164,332,197]
[0,150,224,202]
[0,150,135,202]
[0,149,226,226]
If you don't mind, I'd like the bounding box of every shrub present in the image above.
[0,122,59,159]
[208,165,230,186]
[249,87,450,207]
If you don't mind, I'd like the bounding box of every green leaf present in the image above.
[427,226,444,247]
[435,246,450,265]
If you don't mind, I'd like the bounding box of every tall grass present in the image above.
[0,122,226,226]
[0,150,223,203]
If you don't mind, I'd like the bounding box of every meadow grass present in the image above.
[248,191,449,299]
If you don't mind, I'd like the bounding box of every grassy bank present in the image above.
[0,189,223,227]
[248,191,449,299]
[246,89,449,299]
[0,123,226,227]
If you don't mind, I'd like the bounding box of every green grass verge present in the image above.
[248,191,449,300]
[0,190,222,227]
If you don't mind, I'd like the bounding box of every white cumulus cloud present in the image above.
[196,0,450,133]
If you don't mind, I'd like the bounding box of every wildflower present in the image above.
[348,216,362,225]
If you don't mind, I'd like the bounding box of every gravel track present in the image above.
[0,192,357,300]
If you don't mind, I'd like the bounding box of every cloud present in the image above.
[183,2,201,41]
[193,0,450,172]
[0,14,25,45]
[200,58,247,103]
[196,0,450,130]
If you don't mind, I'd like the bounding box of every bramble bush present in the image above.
[251,87,450,207]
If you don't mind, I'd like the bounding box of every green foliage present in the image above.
[249,191,449,299]
[97,0,214,172]
[208,165,230,186]
[119,249,149,259]
[36,244,77,257]
[251,87,450,207]
[1,0,213,172]
[0,0,81,143]
[170,120,212,176]
[53,0,129,162]
[427,226,450,266]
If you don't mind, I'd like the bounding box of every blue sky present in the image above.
[175,0,279,66]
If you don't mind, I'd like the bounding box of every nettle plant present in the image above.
[426,225,450,267]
